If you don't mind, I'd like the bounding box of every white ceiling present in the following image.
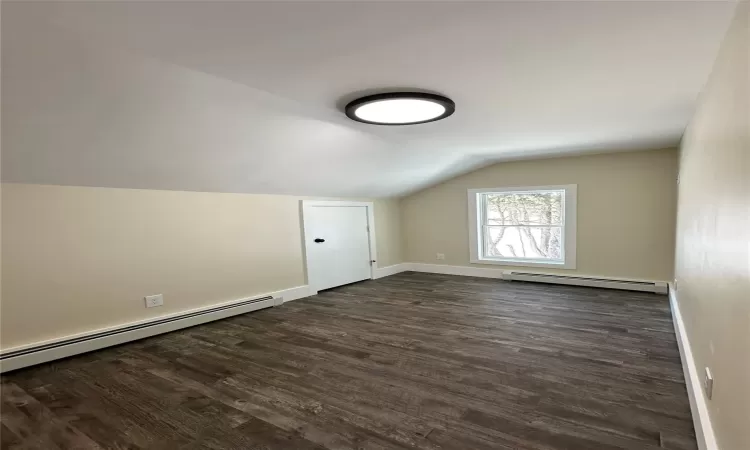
[0,1,738,197]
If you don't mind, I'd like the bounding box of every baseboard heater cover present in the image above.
[501,271,668,294]
[0,295,275,373]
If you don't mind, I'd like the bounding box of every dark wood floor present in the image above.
[1,272,696,450]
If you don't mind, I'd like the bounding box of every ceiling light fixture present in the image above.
[345,92,455,125]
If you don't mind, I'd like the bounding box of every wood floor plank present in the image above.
[1,272,696,449]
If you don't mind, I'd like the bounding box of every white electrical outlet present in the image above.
[704,367,714,400]
[436,253,446,260]
[144,294,164,308]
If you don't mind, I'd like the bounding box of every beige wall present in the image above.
[0,183,402,350]
[674,3,749,449]
[401,148,679,281]
[373,199,403,267]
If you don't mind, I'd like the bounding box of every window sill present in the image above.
[471,258,576,270]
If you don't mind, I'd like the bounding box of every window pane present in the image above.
[483,226,563,261]
[484,191,563,226]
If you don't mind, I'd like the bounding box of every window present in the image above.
[468,185,577,269]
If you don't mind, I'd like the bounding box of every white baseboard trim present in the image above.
[669,284,718,450]
[409,262,505,279]
[408,263,667,293]
[0,284,311,373]
[281,285,314,303]
[373,263,410,279]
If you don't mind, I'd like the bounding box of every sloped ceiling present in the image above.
[0,1,738,197]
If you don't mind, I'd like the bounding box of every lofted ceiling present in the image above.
[0,1,738,197]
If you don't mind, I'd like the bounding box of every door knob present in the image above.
[314,238,325,243]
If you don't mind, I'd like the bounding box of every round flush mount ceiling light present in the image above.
[345,92,455,125]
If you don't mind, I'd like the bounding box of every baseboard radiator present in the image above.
[0,295,276,373]
[501,271,668,294]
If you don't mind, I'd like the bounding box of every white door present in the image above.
[304,205,373,292]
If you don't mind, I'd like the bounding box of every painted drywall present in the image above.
[1,1,738,198]
[0,8,405,198]
[401,148,678,281]
[674,3,749,449]
[373,200,403,267]
[0,183,402,350]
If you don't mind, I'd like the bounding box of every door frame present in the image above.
[300,200,377,294]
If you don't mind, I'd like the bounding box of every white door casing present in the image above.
[301,201,376,293]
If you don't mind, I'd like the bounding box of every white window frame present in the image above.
[468,185,577,269]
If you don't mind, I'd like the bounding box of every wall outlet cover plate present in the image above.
[704,367,714,400]
[145,294,164,308]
